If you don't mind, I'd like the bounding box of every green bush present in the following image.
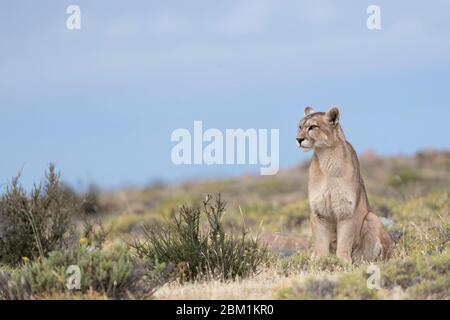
[382,251,450,290]
[80,184,102,215]
[0,245,166,300]
[0,164,77,265]
[278,200,310,229]
[80,215,110,250]
[407,275,450,299]
[388,167,423,188]
[130,194,269,281]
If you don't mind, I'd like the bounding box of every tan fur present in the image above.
[297,106,392,263]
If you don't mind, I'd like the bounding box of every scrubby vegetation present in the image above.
[275,250,450,300]
[0,245,162,300]
[0,165,168,300]
[0,150,449,299]
[274,191,449,299]
[130,194,269,282]
[0,164,76,265]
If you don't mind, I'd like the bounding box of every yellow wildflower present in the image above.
[79,237,88,246]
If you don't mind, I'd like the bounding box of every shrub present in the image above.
[0,164,77,265]
[130,194,269,281]
[407,275,450,299]
[80,184,102,215]
[382,251,450,290]
[80,215,110,250]
[388,167,423,188]
[278,200,310,229]
[0,245,166,300]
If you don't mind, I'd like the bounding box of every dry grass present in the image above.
[154,269,302,300]
[1,150,449,300]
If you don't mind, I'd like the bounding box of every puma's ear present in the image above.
[304,106,315,116]
[326,106,340,125]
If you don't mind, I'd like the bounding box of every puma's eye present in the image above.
[308,125,318,131]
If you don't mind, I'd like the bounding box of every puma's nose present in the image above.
[297,138,304,145]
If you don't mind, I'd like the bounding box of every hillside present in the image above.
[1,149,448,300]
[100,149,449,238]
[94,149,449,299]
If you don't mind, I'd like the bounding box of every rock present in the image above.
[380,217,395,230]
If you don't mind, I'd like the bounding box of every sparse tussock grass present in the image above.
[382,250,450,292]
[274,187,449,300]
[278,200,310,230]
[1,151,449,300]
[394,221,449,258]
[104,212,163,238]
[390,190,448,224]
[277,252,352,276]
[276,273,379,300]
[388,166,424,188]
[275,252,450,300]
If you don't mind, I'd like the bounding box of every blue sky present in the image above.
[1,1,449,190]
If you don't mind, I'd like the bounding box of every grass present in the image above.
[0,150,449,300]
[388,166,424,187]
[275,250,450,300]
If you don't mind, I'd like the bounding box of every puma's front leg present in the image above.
[311,214,335,258]
[336,218,356,263]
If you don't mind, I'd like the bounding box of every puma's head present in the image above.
[296,106,343,151]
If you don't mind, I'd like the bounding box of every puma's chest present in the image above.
[309,177,356,220]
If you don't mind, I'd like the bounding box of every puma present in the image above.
[297,106,393,263]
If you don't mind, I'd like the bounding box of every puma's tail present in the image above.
[379,222,394,260]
